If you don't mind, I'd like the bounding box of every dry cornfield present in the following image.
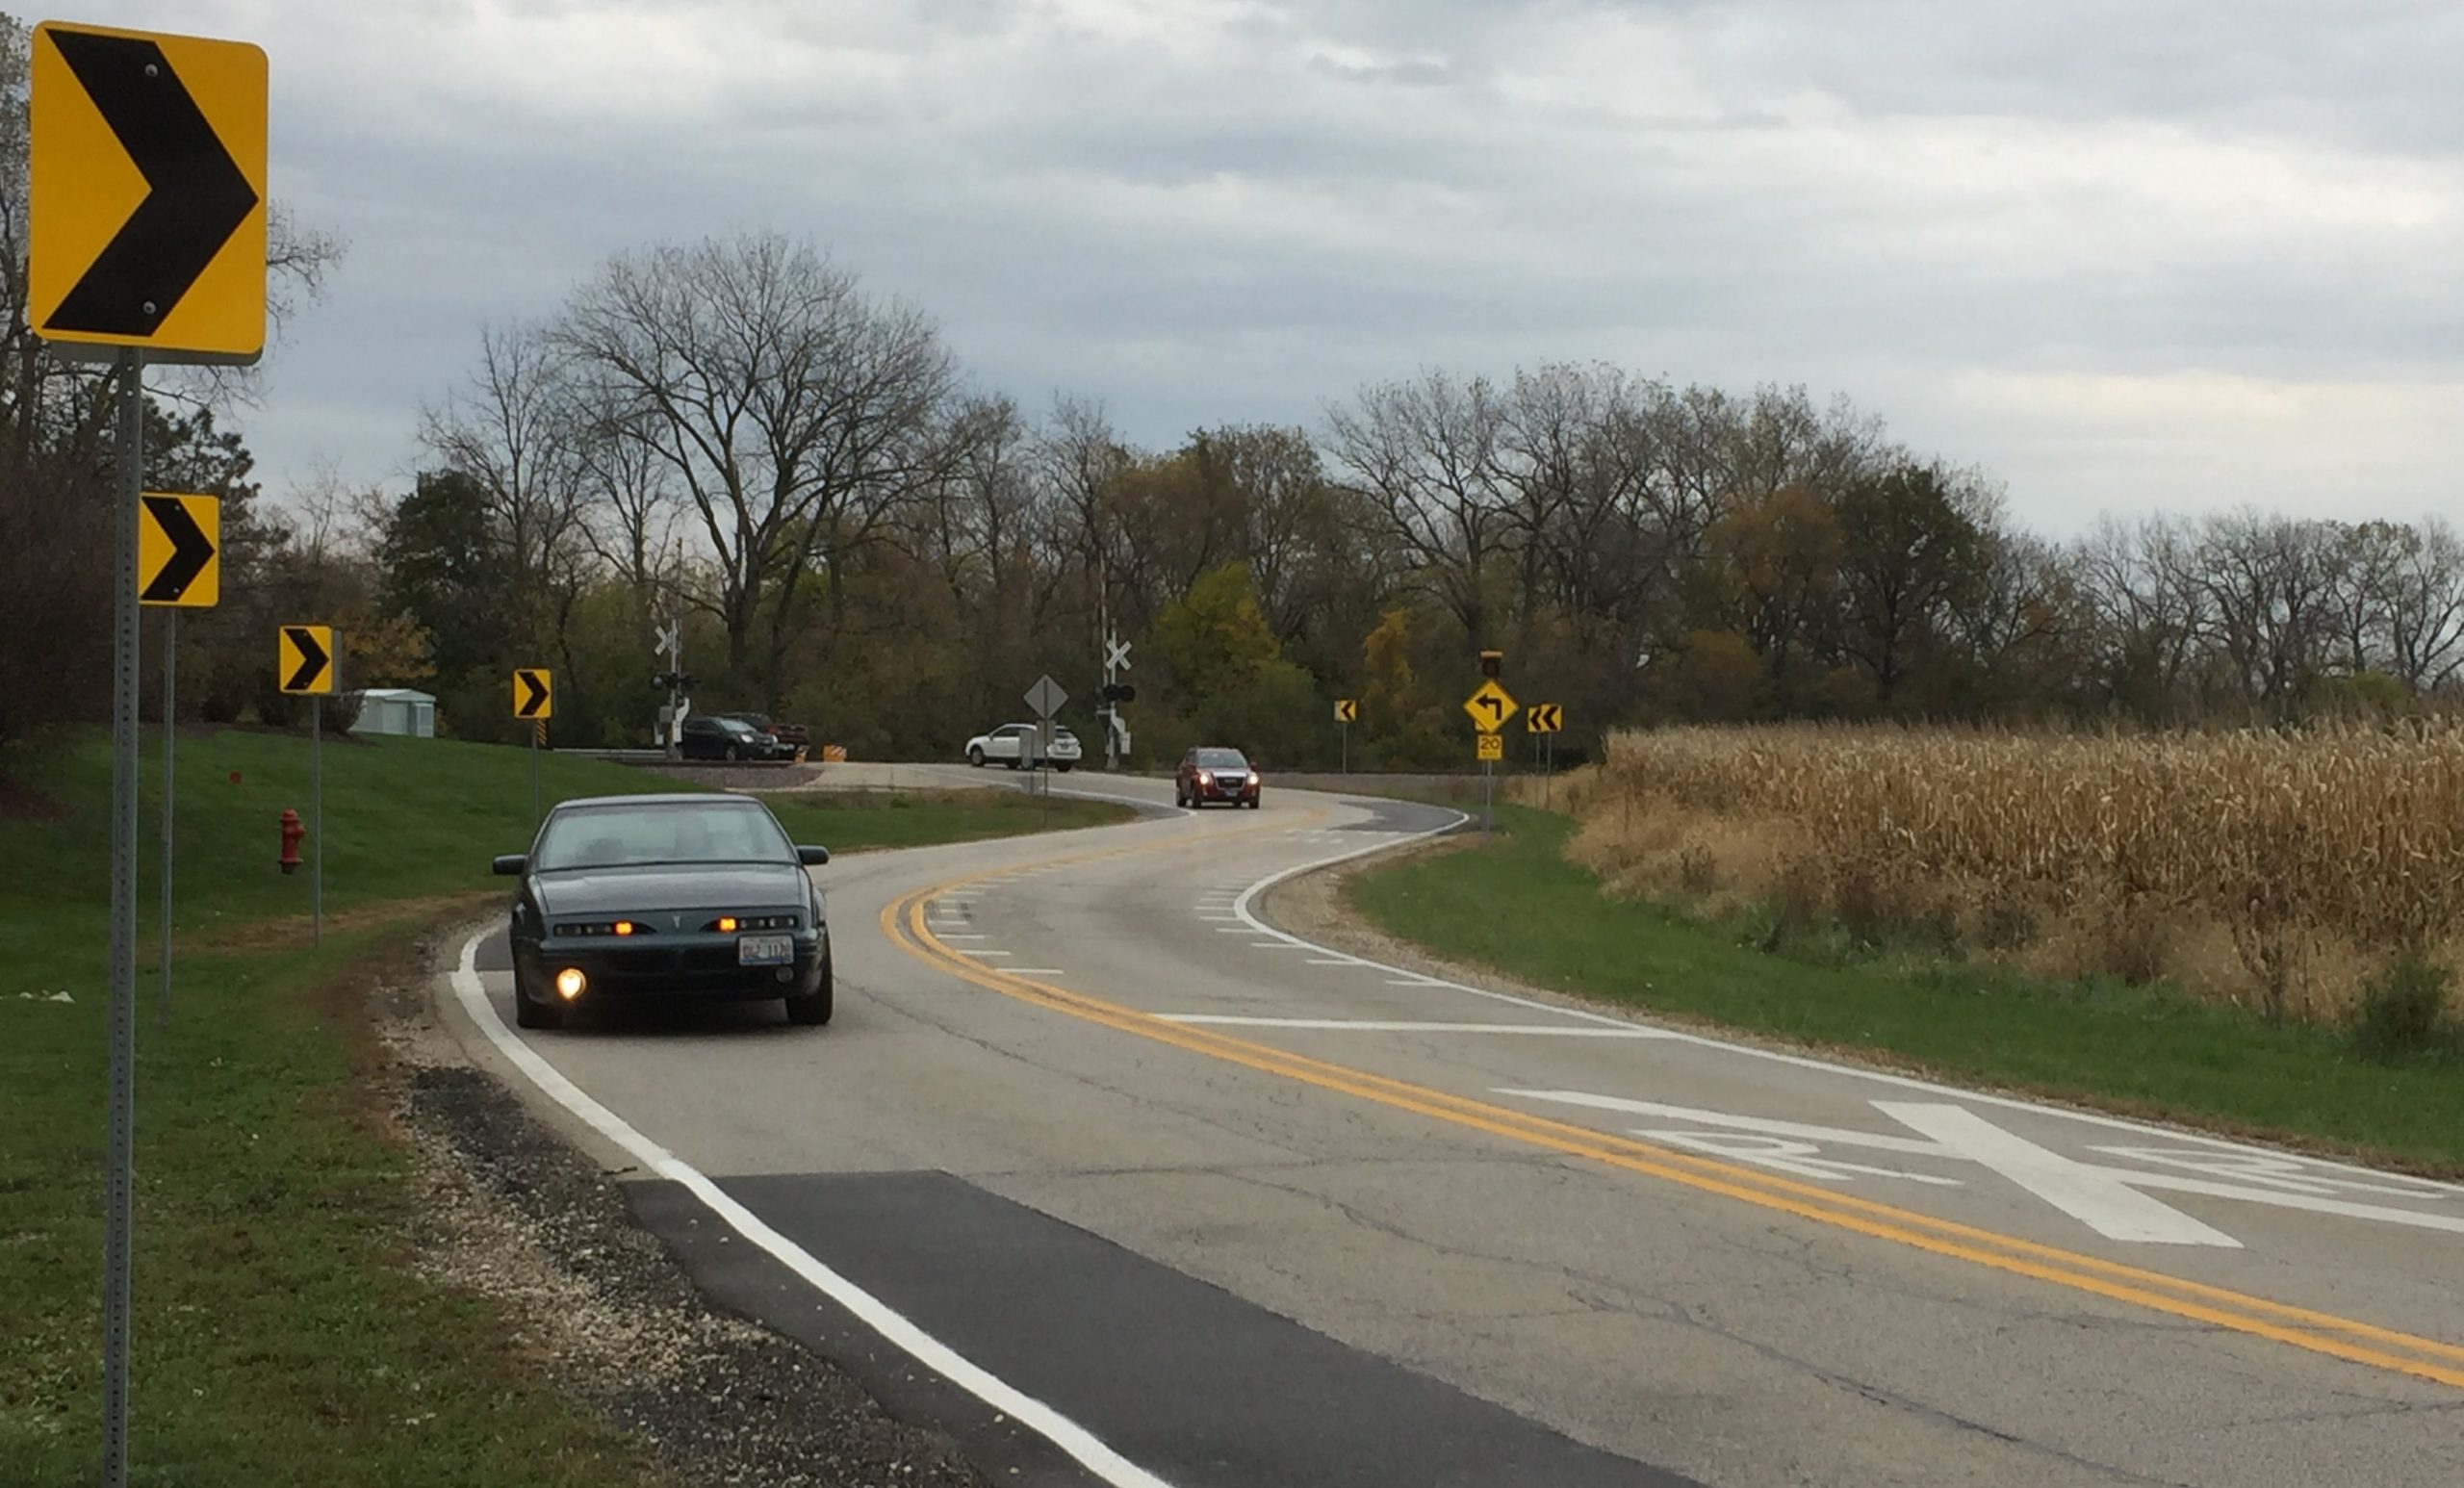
[1553,722,2464,1023]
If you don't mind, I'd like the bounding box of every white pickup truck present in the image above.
[964,723,1082,771]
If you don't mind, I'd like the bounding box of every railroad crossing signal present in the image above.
[1476,733,1503,761]
[277,625,334,695]
[1106,637,1133,673]
[1527,703,1563,734]
[30,22,269,362]
[137,494,218,606]
[1334,699,1358,724]
[512,668,553,721]
[1463,679,1518,732]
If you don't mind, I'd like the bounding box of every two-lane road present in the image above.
[442,773,2464,1487]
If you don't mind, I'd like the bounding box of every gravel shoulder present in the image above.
[377,933,989,1488]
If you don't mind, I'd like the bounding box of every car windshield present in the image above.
[1195,750,1248,771]
[533,801,794,872]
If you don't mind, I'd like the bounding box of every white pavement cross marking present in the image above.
[1874,1102,2243,1247]
[1162,1016,1666,1037]
[2086,1146,2457,1200]
[1503,1089,2464,1241]
[1642,1130,1967,1187]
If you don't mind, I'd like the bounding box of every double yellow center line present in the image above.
[878,816,2464,1393]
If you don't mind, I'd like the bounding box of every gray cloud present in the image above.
[99,0,2464,534]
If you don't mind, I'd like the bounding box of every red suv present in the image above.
[1175,747,1260,809]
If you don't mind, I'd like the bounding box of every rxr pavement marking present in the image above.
[881,816,2464,1390]
[1502,1090,2464,1246]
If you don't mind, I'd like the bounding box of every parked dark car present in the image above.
[1175,746,1261,808]
[723,711,810,756]
[493,794,833,1030]
[678,715,781,761]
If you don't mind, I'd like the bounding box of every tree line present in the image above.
[11,204,2461,770]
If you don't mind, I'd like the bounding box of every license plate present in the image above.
[737,935,793,966]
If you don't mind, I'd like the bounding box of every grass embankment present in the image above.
[760,787,1131,854]
[0,730,1126,1485]
[1349,805,2464,1174]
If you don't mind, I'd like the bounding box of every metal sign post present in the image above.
[133,491,220,1026]
[1524,704,1563,814]
[33,22,270,1481]
[1100,635,1130,773]
[654,620,683,758]
[513,670,553,823]
[275,626,337,947]
[159,609,174,1025]
[1025,674,1068,800]
[311,693,322,946]
[1464,678,1516,836]
[101,346,143,1488]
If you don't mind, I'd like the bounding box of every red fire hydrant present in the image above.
[278,808,305,874]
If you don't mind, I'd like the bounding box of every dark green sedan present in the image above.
[493,794,833,1030]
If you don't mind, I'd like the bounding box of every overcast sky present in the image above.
[97,0,2464,536]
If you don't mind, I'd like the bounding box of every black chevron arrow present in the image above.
[516,671,550,718]
[283,628,330,692]
[41,30,260,339]
[140,495,215,602]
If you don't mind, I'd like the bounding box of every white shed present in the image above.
[355,688,437,737]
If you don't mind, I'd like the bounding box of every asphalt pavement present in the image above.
[441,769,2464,1488]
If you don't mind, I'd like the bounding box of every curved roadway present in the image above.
[438,772,2464,1488]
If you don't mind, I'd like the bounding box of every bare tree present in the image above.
[420,322,588,626]
[553,232,951,696]
[2194,510,2341,715]
[572,405,683,601]
[2373,519,2464,693]
[1323,369,1512,646]
[1038,395,1137,642]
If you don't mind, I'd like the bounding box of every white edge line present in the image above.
[449,934,1175,1488]
[1227,804,2464,1195]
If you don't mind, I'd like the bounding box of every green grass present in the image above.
[1348,805,2464,1173]
[0,729,1135,1485]
[759,788,1133,855]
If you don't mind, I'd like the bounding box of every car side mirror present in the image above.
[492,854,528,876]
[797,845,830,866]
